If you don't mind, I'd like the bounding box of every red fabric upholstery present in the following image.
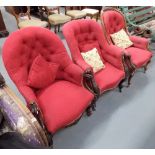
[95,62,125,92]
[37,80,94,133]
[126,47,152,68]
[2,27,94,133]
[101,9,152,68]
[101,10,125,35]
[129,36,149,50]
[27,55,59,89]
[63,19,125,93]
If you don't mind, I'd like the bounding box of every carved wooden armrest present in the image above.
[0,73,5,88]
[29,101,45,130]
[0,109,3,126]
[29,101,53,147]
[83,69,100,99]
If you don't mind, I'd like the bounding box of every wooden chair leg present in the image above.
[58,25,60,32]
[96,13,99,21]
[128,71,135,87]
[144,60,151,73]
[118,78,126,92]
[124,55,136,87]
[54,26,57,33]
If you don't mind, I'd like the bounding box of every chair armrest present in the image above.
[75,58,93,72]
[102,44,125,70]
[64,63,84,85]
[129,35,149,50]
[18,85,38,104]
[28,101,52,146]
[103,44,124,59]
[83,70,100,98]
[29,101,45,128]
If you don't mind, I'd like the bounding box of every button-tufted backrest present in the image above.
[63,19,108,62]
[63,19,124,71]
[101,9,126,43]
[2,27,72,87]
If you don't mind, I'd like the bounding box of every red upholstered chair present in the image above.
[62,19,126,95]
[100,8,152,86]
[2,27,94,146]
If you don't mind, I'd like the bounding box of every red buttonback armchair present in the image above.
[100,8,152,86]
[63,19,126,95]
[2,27,94,146]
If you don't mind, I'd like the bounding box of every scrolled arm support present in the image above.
[0,73,5,88]
[123,54,136,86]
[29,101,53,147]
[83,69,100,99]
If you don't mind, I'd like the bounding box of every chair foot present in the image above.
[58,25,60,32]
[46,133,53,148]
[0,73,5,88]
[127,70,135,87]
[92,101,96,111]
[118,83,123,92]
[118,79,126,92]
[143,60,151,73]
[86,106,92,116]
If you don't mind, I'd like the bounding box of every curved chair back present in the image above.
[2,27,72,91]
[63,19,108,62]
[100,8,128,44]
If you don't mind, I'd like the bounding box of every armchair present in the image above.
[100,8,152,86]
[63,19,126,95]
[38,6,71,33]
[9,6,49,29]
[2,27,94,146]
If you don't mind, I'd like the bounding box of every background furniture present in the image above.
[119,6,155,39]
[8,6,49,29]
[81,6,102,21]
[40,6,71,33]
[82,8,99,21]
[0,10,9,38]
[101,8,152,86]
[65,6,87,20]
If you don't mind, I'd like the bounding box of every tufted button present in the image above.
[22,40,26,44]
[116,21,120,26]
[46,58,51,62]
[35,36,39,41]
[31,45,35,49]
[85,36,88,41]
[78,36,83,43]
[93,36,96,40]
[43,44,48,49]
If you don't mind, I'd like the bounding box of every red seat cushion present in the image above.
[36,80,94,133]
[126,47,152,68]
[27,55,59,89]
[94,62,125,92]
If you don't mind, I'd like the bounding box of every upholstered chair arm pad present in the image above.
[75,59,93,72]
[64,63,84,85]
[18,85,38,104]
[103,44,124,59]
[129,36,149,50]
[103,45,125,70]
